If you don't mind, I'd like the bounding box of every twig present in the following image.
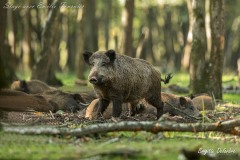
[121,114,140,121]
[100,137,120,146]
[49,110,55,119]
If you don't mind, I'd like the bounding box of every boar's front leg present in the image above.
[112,99,123,118]
[146,94,164,119]
[98,98,110,117]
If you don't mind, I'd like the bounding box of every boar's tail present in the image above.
[161,73,173,84]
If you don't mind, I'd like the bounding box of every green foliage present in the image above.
[166,72,190,87]
[223,94,240,104]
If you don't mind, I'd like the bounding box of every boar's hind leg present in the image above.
[98,98,110,116]
[112,99,123,118]
[146,95,163,119]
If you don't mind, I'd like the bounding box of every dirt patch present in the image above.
[1,103,239,126]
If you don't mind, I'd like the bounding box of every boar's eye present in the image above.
[102,62,107,66]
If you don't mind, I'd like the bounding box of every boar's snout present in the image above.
[89,77,98,84]
[89,75,105,85]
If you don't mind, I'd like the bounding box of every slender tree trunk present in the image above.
[182,0,193,70]
[104,0,111,50]
[82,0,98,51]
[135,27,148,59]
[7,9,16,56]
[76,8,85,80]
[22,6,35,71]
[67,29,77,71]
[67,12,77,71]
[75,0,98,80]
[163,6,175,64]
[121,0,135,56]
[147,7,156,64]
[209,0,225,99]
[32,0,62,85]
[189,0,208,94]
[238,59,240,87]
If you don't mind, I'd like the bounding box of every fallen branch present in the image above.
[2,118,240,136]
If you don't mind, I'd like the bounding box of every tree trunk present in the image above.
[32,0,62,86]
[209,0,225,99]
[0,0,17,87]
[75,0,98,80]
[163,6,175,64]
[76,8,85,79]
[121,0,135,56]
[238,59,240,87]
[67,12,77,71]
[189,0,208,94]
[0,0,9,88]
[82,0,98,51]
[182,0,193,70]
[147,7,156,64]
[22,6,35,71]
[135,27,148,59]
[104,0,112,50]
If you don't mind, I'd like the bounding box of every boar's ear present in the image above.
[179,97,187,106]
[73,93,86,103]
[20,80,29,93]
[105,49,116,63]
[20,80,27,87]
[82,51,93,64]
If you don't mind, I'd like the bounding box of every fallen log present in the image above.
[2,118,240,136]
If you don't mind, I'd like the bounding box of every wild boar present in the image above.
[0,89,55,112]
[39,90,88,112]
[11,79,56,94]
[140,92,200,117]
[192,95,215,111]
[83,50,164,120]
[0,89,89,113]
[85,92,200,120]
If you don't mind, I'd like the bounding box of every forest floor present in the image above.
[0,72,240,159]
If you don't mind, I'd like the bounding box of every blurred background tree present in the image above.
[1,0,239,99]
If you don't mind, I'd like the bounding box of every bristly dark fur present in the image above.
[83,49,164,119]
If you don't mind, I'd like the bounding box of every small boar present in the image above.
[11,80,56,94]
[192,95,215,111]
[0,89,88,113]
[140,92,200,117]
[80,91,98,103]
[83,50,164,120]
[85,92,200,120]
[85,98,135,120]
[39,90,88,112]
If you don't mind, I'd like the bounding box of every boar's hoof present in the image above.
[111,117,121,122]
